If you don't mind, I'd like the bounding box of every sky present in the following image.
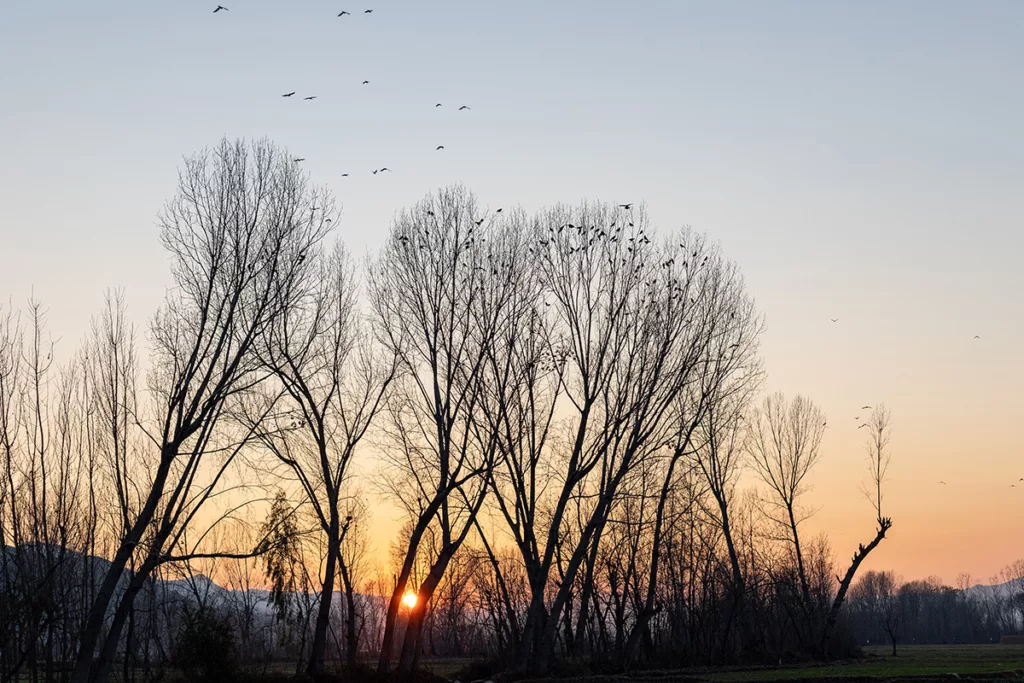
[1,0,1022,585]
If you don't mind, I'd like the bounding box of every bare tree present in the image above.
[369,186,516,674]
[747,392,826,646]
[820,405,894,655]
[71,138,331,683]
[245,240,397,674]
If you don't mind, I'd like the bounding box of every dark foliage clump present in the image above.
[176,606,238,682]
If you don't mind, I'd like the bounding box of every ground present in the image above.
[425,645,1024,683]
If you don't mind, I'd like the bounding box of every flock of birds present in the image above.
[213,5,473,175]
[209,5,1018,496]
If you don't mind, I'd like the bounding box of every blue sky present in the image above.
[2,0,1022,580]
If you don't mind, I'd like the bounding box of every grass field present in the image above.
[693,645,1024,682]
[443,645,1024,683]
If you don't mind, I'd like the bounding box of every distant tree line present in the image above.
[0,137,1015,683]
[845,564,1024,654]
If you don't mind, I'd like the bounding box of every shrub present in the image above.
[176,606,238,682]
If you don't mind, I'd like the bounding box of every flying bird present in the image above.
[857,424,868,429]
[861,405,872,410]
[495,208,503,213]
[364,8,373,13]
[619,203,633,210]
[974,335,981,339]
[282,91,296,97]
[436,145,445,150]
[362,80,370,85]
[938,481,946,485]
[294,157,306,162]
[213,5,228,12]
[338,10,351,16]
[379,167,391,172]
[830,318,839,323]
[459,105,471,111]
[435,103,442,107]
[304,96,317,100]
[340,173,349,177]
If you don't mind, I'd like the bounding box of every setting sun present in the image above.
[401,591,418,609]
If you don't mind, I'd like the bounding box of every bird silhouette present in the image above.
[362,80,370,85]
[830,318,839,323]
[938,481,946,485]
[282,91,296,97]
[459,105,471,111]
[495,208,502,213]
[619,203,633,209]
[379,167,391,172]
[338,10,351,16]
[294,158,306,162]
[861,405,872,409]
[858,424,868,429]
[304,96,317,100]
[364,8,373,13]
[340,173,349,177]
[213,5,228,12]
[435,103,442,107]
[974,335,981,339]
[436,145,445,150]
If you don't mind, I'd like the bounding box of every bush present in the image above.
[176,606,238,682]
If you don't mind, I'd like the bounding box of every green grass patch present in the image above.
[698,645,1024,682]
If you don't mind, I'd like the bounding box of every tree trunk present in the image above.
[338,549,358,670]
[307,511,340,675]
[819,517,892,656]
[71,450,175,683]
[376,503,438,673]
[396,548,453,675]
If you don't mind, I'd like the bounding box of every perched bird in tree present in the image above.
[304,96,317,100]
[213,5,228,12]
[282,91,296,97]
[475,218,484,226]
[338,10,351,16]
[459,105,471,111]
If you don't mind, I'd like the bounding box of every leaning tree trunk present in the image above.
[71,449,175,683]
[307,508,340,675]
[396,547,454,675]
[820,517,892,656]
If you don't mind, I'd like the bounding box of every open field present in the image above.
[499,646,1024,683]
[697,645,1024,682]
[410,646,1024,683]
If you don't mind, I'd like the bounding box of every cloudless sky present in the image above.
[2,1,1022,584]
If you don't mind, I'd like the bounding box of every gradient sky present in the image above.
[2,1,1022,585]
